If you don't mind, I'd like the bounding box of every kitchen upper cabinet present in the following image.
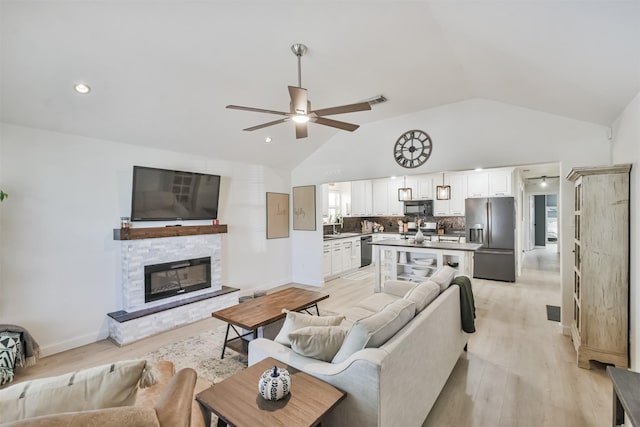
[386,179,404,216]
[434,173,467,216]
[351,180,373,216]
[415,175,435,200]
[466,168,513,198]
[466,172,489,198]
[371,178,404,216]
[489,169,512,196]
[372,179,389,215]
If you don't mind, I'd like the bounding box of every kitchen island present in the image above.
[370,239,482,292]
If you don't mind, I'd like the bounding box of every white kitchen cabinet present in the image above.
[331,241,343,275]
[466,168,513,198]
[352,239,362,269]
[351,180,373,216]
[372,179,389,215]
[466,172,489,198]
[342,240,353,271]
[415,174,434,199]
[489,169,512,196]
[322,242,332,277]
[387,179,405,215]
[434,173,466,216]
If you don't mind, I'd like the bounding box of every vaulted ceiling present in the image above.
[1,1,638,170]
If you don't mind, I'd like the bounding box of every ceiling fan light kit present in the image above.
[226,43,375,139]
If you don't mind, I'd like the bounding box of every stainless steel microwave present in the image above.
[403,200,433,216]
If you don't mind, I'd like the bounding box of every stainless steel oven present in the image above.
[403,200,433,216]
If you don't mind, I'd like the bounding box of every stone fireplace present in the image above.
[108,226,238,345]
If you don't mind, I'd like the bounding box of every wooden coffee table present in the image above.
[196,357,346,427]
[212,287,329,358]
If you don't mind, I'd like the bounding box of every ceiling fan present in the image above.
[226,43,373,139]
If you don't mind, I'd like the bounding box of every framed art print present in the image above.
[266,192,289,239]
[293,185,316,231]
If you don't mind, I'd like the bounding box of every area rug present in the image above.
[143,325,247,385]
[546,305,561,322]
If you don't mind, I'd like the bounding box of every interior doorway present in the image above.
[530,194,559,249]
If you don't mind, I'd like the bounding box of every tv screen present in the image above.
[130,166,221,221]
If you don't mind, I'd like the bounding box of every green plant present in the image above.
[0,190,8,202]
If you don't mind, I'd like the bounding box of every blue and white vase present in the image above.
[258,365,291,401]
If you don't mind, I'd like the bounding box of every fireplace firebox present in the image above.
[144,257,211,303]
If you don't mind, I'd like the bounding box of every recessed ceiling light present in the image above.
[265,137,272,143]
[74,83,91,94]
[475,168,483,171]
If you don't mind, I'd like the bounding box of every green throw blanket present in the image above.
[450,276,476,333]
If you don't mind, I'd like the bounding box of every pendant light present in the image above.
[398,176,413,201]
[436,173,451,200]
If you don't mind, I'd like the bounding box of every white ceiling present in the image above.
[1,1,639,170]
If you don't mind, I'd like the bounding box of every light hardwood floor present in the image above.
[10,246,611,426]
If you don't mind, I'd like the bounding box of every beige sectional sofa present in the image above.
[248,271,470,427]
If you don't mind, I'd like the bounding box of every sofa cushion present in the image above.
[382,280,417,297]
[288,326,349,362]
[341,306,377,327]
[332,299,416,364]
[430,266,457,291]
[355,292,399,313]
[404,280,441,312]
[0,359,156,423]
[274,310,346,347]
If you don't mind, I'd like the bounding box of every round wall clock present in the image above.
[393,129,433,168]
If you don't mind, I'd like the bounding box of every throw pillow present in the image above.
[404,280,440,312]
[0,338,18,386]
[332,299,416,364]
[274,310,346,347]
[430,265,457,292]
[0,359,157,423]
[288,326,349,362]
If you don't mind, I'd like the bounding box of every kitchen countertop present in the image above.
[369,239,482,252]
[323,231,466,241]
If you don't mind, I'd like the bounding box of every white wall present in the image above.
[0,123,292,355]
[611,90,640,370]
[292,99,610,335]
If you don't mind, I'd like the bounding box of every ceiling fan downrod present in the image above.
[291,43,307,88]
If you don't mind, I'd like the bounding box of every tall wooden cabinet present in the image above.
[567,164,631,369]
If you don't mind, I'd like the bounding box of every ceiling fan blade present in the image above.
[288,86,308,115]
[295,122,308,139]
[313,117,360,132]
[226,105,289,116]
[311,101,371,117]
[243,118,289,131]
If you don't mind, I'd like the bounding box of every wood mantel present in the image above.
[113,224,228,240]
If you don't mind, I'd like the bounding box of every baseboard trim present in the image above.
[40,327,109,357]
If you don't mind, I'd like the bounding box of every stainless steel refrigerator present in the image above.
[465,197,516,282]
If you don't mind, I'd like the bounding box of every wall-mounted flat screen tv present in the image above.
[131,166,221,221]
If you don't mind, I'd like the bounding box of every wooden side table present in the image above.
[196,357,345,427]
[607,366,640,426]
